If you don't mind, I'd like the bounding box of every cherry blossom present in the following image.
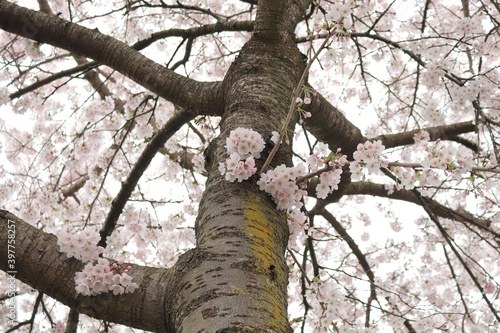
[257,163,308,211]
[74,258,138,296]
[0,87,9,106]
[57,229,139,296]
[57,228,105,262]
[225,127,265,159]
[0,0,499,332]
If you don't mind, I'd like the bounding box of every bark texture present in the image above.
[169,1,309,331]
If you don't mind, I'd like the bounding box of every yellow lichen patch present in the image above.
[243,197,274,270]
[243,197,285,329]
[231,287,246,295]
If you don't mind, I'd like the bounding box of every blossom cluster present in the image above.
[305,279,345,332]
[257,164,308,211]
[222,128,481,206]
[225,127,265,159]
[57,228,105,262]
[349,136,476,190]
[307,142,348,199]
[393,139,474,190]
[74,258,139,296]
[316,168,343,199]
[220,129,482,257]
[218,153,257,182]
[422,140,473,172]
[220,129,354,247]
[222,129,350,209]
[349,140,387,181]
[219,128,265,182]
[256,162,311,248]
[57,228,139,296]
[0,87,9,106]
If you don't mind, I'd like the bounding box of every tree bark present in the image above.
[0,210,190,332]
[168,1,309,331]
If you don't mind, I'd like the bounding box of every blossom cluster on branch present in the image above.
[74,258,139,296]
[57,229,138,296]
[258,164,308,210]
[220,127,489,247]
[219,129,348,207]
[221,128,347,244]
[308,143,348,199]
[57,228,105,262]
[218,127,264,182]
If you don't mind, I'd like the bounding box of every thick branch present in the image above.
[305,95,476,157]
[0,210,180,332]
[304,91,366,158]
[339,181,493,229]
[0,0,223,116]
[371,121,476,149]
[133,20,254,50]
[12,18,245,101]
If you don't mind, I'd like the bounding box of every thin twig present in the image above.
[260,31,333,173]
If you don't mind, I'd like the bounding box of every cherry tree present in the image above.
[0,0,499,332]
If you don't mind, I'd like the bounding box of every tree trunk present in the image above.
[169,4,308,331]
[0,0,310,332]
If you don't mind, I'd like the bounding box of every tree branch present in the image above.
[0,0,223,116]
[442,244,472,322]
[413,194,500,324]
[98,108,197,247]
[9,61,100,100]
[371,121,476,149]
[37,0,126,118]
[10,17,249,102]
[337,181,494,229]
[304,91,366,158]
[0,210,178,332]
[302,90,367,199]
[316,205,377,328]
[133,20,254,50]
